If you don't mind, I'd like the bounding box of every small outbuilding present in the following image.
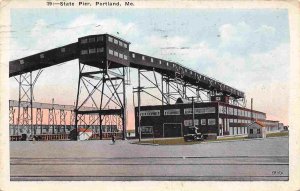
[247,121,266,138]
[77,128,93,141]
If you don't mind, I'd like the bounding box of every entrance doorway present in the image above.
[163,123,182,137]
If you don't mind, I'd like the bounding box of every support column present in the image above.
[36,108,43,135]
[9,106,15,135]
[122,67,127,140]
[75,60,127,141]
[60,109,66,133]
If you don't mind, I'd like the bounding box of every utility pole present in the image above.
[138,68,141,142]
[192,97,195,127]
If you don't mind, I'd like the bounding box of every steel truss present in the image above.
[74,61,127,140]
[13,70,43,136]
[134,68,211,106]
[133,68,212,141]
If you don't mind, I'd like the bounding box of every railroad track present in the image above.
[10,156,288,181]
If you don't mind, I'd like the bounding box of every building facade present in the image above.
[135,101,268,139]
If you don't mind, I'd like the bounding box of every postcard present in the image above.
[1,0,300,190]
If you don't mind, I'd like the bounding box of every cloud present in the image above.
[9,15,290,125]
[10,14,140,59]
[218,22,278,55]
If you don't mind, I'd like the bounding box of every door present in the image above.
[163,123,182,137]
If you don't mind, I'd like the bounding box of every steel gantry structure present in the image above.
[9,34,245,140]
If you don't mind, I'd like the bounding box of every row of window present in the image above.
[81,36,103,44]
[184,107,216,115]
[81,47,104,55]
[228,118,252,124]
[108,36,128,48]
[219,105,265,119]
[228,126,248,135]
[80,36,128,49]
[108,49,128,60]
[131,53,242,95]
[132,53,194,74]
[183,118,216,126]
[140,110,160,116]
[139,107,216,117]
[131,52,241,95]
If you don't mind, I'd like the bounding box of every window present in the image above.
[119,41,123,47]
[132,53,135,58]
[124,43,128,48]
[119,53,123,59]
[184,108,192,115]
[124,55,128,60]
[40,54,44,59]
[166,62,169,66]
[97,47,104,53]
[19,60,24,65]
[250,129,253,134]
[114,39,118,44]
[81,38,88,44]
[257,129,261,134]
[97,36,103,41]
[142,56,145,60]
[61,48,65,52]
[195,108,205,114]
[114,51,118,57]
[159,60,162,64]
[89,38,95,43]
[219,105,226,114]
[151,58,154,62]
[81,50,88,55]
[140,110,160,116]
[108,36,113,42]
[205,107,216,113]
[141,126,153,134]
[184,119,199,126]
[164,109,180,115]
[228,107,234,115]
[89,48,96,54]
[201,119,206,125]
[108,49,113,55]
[208,119,216,125]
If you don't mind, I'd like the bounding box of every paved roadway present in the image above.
[10,137,288,181]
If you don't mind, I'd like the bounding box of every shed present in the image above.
[247,121,266,138]
[77,128,93,141]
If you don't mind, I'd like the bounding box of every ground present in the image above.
[10,136,288,181]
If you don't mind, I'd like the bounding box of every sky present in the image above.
[9,8,290,127]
